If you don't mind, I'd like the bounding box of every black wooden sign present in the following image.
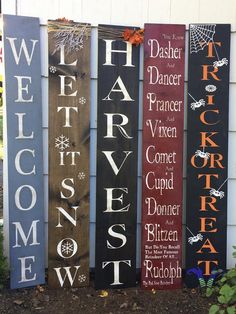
[95,25,140,289]
[185,24,230,288]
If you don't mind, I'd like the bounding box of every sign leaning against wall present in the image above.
[185,24,230,288]
[3,14,45,289]
[48,19,91,288]
[141,23,185,290]
[95,25,140,289]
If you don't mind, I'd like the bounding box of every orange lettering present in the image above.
[200,196,218,212]
[202,65,221,81]
[206,42,222,58]
[198,174,218,189]
[209,153,224,169]
[197,238,218,253]
[200,217,217,232]
[206,94,214,105]
[191,155,208,168]
[197,260,218,275]
[200,110,220,125]
[201,132,219,147]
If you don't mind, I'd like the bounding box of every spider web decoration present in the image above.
[190,24,216,54]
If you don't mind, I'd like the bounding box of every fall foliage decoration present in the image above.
[56,17,74,23]
[122,28,144,46]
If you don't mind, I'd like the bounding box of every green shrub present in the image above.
[0,227,8,289]
[207,246,236,314]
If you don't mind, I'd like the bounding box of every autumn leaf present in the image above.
[122,28,144,46]
[99,290,109,298]
[123,29,134,41]
[56,17,73,23]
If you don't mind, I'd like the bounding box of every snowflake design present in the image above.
[79,97,86,105]
[55,135,70,151]
[61,241,74,255]
[53,24,89,55]
[78,172,86,180]
[205,84,217,93]
[49,65,57,73]
[78,274,86,283]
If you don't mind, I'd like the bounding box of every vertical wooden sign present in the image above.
[48,20,91,288]
[185,24,230,287]
[3,15,45,289]
[95,25,140,289]
[141,24,185,289]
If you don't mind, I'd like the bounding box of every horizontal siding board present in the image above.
[111,0,145,26]
[230,33,236,82]
[227,180,236,225]
[170,0,199,24]
[2,0,16,14]
[148,0,171,23]
[90,129,97,176]
[229,84,236,131]
[90,80,97,129]
[58,0,82,22]
[199,0,236,31]
[40,26,48,77]
[42,77,48,128]
[82,0,111,25]
[227,226,236,268]
[90,176,96,223]
[228,132,236,179]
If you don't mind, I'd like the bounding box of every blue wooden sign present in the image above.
[3,14,45,289]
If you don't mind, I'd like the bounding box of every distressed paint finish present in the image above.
[3,14,45,289]
[95,25,140,289]
[141,24,185,289]
[48,20,91,288]
[185,24,230,288]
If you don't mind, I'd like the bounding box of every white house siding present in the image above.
[2,0,236,269]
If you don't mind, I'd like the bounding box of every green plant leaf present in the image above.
[209,304,220,314]
[227,269,236,278]
[221,277,227,283]
[219,310,225,314]
[206,287,214,297]
[220,284,234,300]
[227,306,236,314]
[218,295,227,304]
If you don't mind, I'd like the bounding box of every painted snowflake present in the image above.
[61,241,74,255]
[79,97,86,105]
[55,135,70,151]
[78,274,86,283]
[49,65,57,73]
[78,172,86,180]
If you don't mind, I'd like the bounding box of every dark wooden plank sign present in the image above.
[3,14,45,289]
[141,24,185,289]
[95,25,140,289]
[48,20,91,288]
[185,24,230,288]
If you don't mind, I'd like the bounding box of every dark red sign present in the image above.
[141,24,185,289]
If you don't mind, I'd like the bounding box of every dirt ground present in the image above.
[0,279,214,314]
